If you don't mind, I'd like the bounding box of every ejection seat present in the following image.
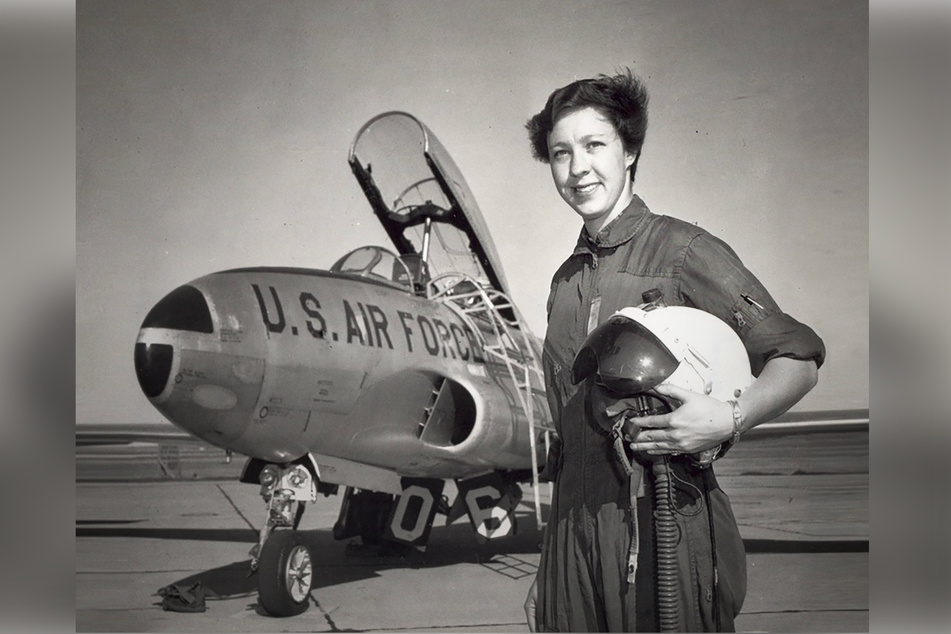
[395,253,431,296]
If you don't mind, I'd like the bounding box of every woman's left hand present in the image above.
[626,383,733,455]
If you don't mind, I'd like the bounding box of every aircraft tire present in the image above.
[257,531,313,617]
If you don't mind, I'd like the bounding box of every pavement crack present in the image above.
[311,596,356,632]
[216,484,258,533]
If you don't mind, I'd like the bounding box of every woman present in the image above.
[523,69,825,632]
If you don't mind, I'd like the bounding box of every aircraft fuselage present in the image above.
[134,266,544,483]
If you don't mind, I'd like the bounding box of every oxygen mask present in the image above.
[589,382,675,449]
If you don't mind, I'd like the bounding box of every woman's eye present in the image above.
[551,149,569,160]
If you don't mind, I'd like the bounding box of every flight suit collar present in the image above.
[571,195,652,257]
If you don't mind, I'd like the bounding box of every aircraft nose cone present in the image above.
[134,342,173,398]
[134,284,214,399]
[140,285,214,333]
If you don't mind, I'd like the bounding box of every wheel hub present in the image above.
[285,545,313,603]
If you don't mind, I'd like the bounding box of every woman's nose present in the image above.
[569,152,590,176]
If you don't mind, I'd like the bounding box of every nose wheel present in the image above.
[257,530,313,617]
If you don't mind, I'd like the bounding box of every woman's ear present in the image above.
[625,150,638,170]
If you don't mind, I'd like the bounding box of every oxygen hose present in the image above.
[610,415,682,632]
[651,457,680,632]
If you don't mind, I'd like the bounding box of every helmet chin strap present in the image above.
[593,386,675,475]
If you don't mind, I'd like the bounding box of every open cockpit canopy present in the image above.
[348,112,509,296]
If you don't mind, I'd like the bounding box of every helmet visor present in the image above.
[571,314,679,395]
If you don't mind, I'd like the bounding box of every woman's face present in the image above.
[547,106,636,235]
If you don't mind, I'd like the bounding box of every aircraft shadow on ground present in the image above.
[79,507,549,603]
[78,501,866,607]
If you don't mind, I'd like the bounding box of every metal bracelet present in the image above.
[728,399,743,446]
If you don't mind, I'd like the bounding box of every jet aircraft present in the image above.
[128,112,554,616]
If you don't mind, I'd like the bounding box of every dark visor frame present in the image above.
[571,314,680,396]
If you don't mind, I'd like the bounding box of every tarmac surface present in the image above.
[76,431,868,632]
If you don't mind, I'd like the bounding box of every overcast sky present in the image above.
[77,0,868,425]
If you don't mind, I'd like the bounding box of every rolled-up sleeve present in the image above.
[679,232,826,376]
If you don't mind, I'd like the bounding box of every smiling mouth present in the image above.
[573,182,600,196]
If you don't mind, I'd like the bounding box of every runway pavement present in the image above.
[76,431,868,632]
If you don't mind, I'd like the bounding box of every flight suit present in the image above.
[535,195,825,632]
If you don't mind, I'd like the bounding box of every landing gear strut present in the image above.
[250,463,318,617]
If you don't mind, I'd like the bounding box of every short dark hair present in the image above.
[526,68,649,178]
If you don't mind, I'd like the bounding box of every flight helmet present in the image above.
[571,296,753,429]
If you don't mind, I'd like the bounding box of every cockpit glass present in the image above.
[352,114,452,219]
[349,113,489,287]
[330,246,416,292]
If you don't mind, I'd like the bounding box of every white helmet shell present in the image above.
[618,305,751,401]
[572,304,753,402]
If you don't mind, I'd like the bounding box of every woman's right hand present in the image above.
[524,578,538,632]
